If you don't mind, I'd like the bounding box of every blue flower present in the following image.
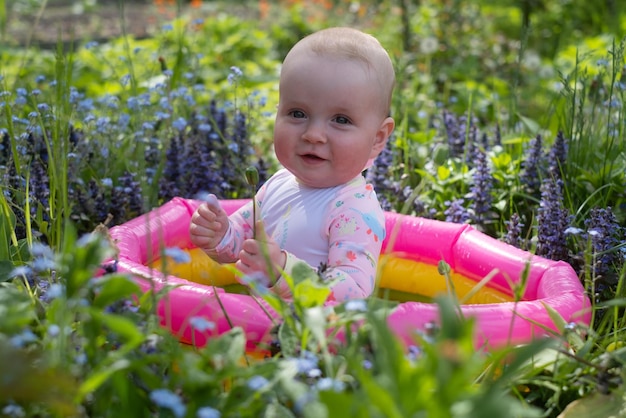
[42,283,65,301]
[564,227,583,235]
[197,406,221,418]
[307,368,322,378]
[407,344,422,361]
[47,324,61,337]
[293,351,319,375]
[149,389,186,418]
[2,403,25,418]
[172,117,188,132]
[31,255,56,272]
[228,66,243,85]
[120,74,131,86]
[240,271,271,290]
[10,329,38,348]
[345,299,367,312]
[316,377,346,392]
[198,123,212,132]
[10,265,32,279]
[189,316,216,332]
[247,375,269,391]
[165,247,191,264]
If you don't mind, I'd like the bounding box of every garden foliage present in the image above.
[1,0,626,416]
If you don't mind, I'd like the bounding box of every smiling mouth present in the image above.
[300,153,325,163]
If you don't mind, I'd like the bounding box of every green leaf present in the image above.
[304,307,327,345]
[78,358,131,400]
[89,310,145,348]
[0,285,36,334]
[541,301,568,333]
[0,260,15,282]
[92,274,141,309]
[204,327,247,367]
[278,322,299,358]
[437,165,451,181]
[517,113,540,134]
[265,401,299,418]
[291,262,318,285]
[61,228,114,298]
[293,280,331,308]
[558,389,626,418]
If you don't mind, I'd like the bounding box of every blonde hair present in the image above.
[284,27,395,115]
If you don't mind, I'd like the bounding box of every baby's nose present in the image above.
[302,122,326,143]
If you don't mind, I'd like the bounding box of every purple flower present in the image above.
[584,207,624,278]
[442,109,475,158]
[365,137,400,211]
[536,178,571,261]
[504,213,525,249]
[548,130,568,180]
[520,133,544,193]
[444,199,470,224]
[469,148,493,225]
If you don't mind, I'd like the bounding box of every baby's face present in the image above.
[274,52,392,188]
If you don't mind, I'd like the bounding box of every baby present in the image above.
[189,27,395,302]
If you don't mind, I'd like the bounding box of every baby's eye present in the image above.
[334,115,351,125]
[289,110,306,119]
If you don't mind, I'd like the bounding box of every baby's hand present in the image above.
[189,194,230,251]
[236,220,286,285]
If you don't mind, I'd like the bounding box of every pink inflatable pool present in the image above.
[107,197,591,350]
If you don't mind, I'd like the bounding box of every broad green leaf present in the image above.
[293,280,330,308]
[92,275,141,309]
[89,310,145,347]
[304,307,327,345]
[517,114,540,134]
[204,327,247,367]
[541,301,568,333]
[0,285,36,333]
[278,322,299,358]
[437,165,451,181]
[78,358,131,400]
[558,390,626,418]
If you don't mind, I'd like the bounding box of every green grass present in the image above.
[0,0,625,416]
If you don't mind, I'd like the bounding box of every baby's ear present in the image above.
[371,116,395,157]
